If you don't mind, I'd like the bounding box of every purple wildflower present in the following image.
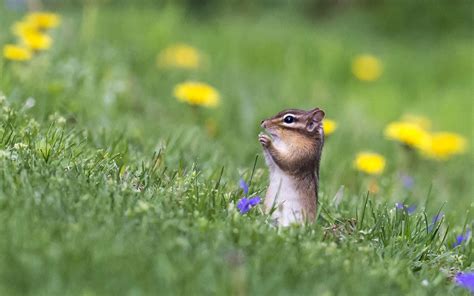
[453,229,471,248]
[406,205,417,214]
[428,212,444,232]
[401,174,414,189]
[455,272,474,293]
[239,179,249,195]
[237,197,261,214]
[395,203,416,214]
[432,213,444,224]
[236,179,260,214]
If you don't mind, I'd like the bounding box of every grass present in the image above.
[0,4,473,296]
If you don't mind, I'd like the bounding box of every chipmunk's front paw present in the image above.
[259,133,272,148]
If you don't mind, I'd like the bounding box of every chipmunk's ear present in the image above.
[306,108,325,132]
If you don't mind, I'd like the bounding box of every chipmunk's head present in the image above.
[260,108,325,172]
[261,108,325,141]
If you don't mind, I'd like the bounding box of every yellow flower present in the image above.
[352,54,382,82]
[11,20,39,36]
[401,114,432,130]
[354,152,386,175]
[26,12,61,29]
[323,119,337,136]
[173,82,220,108]
[157,44,201,69]
[384,121,431,148]
[419,132,467,160]
[20,31,52,51]
[3,44,32,61]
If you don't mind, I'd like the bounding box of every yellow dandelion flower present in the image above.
[20,31,52,51]
[354,152,386,175]
[26,12,61,29]
[352,54,382,82]
[157,44,201,69]
[401,114,432,130]
[323,119,337,136]
[173,82,220,108]
[3,44,32,61]
[11,20,39,37]
[419,132,467,160]
[384,121,431,148]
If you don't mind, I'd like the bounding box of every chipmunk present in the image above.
[259,108,325,226]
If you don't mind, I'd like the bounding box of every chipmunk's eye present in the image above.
[283,115,295,124]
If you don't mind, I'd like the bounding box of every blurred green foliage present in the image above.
[38,0,473,35]
[0,2,472,295]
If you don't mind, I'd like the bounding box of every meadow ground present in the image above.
[0,4,473,296]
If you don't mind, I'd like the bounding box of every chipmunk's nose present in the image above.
[261,120,267,128]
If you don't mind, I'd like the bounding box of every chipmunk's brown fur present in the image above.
[259,108,324,226]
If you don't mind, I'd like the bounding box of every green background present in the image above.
[0,1,472,295]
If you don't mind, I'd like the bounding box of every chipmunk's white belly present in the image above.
[265,168,304,226]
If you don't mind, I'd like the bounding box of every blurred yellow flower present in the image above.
[401,114,432,130]
[20,31,52,51]
[11,20,39,36]
[26,12,61,29]
[173,82,220,108]
[157,44,201,69]
[323,119,337,136]
[354,152,386,175]
[352,54,382,82]
[384,121,430,148]
[419,132,467,160]
[3,44,32,61]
